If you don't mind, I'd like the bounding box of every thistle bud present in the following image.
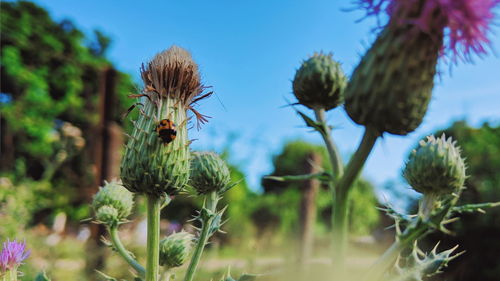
[120,46,211,196]
[95,206,119,226]
[346,0,499,135]
[190,152,231,195]
[403,134,466,196]
[344,25,439,135]
[92,180,134,222]
[292,53,347,111]
[159,231,194,269]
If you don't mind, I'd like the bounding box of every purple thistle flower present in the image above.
[0,239,30,272]
[354,0,500,61]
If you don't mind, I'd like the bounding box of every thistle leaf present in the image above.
[389,243,463,281]
[296,110,327,135]
[238,274,259,281]
[452,202,500,214]
[96,270,118,281]
[264,172,332,183]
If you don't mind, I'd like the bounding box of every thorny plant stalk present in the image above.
[362,189,464,281]
[361,220,427,281]
[312,111,379,269]
[108,226,146,277]
[183,191,219,281]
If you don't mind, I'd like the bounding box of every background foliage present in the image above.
[0,0,135,224]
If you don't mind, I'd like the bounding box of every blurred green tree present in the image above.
[0,1,135,222]
[422,121,500,281]
[259,140,380,238]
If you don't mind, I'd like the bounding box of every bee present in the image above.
[156,119,177,145]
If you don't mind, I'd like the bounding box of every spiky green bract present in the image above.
[92,180,134,223]
[121,46,210,196]
[403,134,466,196]
[159,231,194,269]
[344,19,442,135]
[389,242,462,281]
[190,152,231,195]
[293,53,347,111]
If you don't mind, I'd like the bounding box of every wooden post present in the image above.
[298,152,321,265]
[86,67,123,280]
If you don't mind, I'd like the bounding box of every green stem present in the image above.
[109,226,146,277]
[419,193,438,220]
[314,108,344,179]
[146,194,162,281]
[331,127,379,270]
[184,192,218,281]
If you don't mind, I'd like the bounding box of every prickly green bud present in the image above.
[190,152,231,195]
[344,15,441,135]
[159,231,194,269]
[403,134,466,196]
[120,46,211,196]
[292,53,347,111]
[95,206,119,226]
[92,180,134,221]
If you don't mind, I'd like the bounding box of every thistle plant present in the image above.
[267,0,500,279]
[184,151,235,281]
[84,0,500,278]
[119,45,210,281]
[87,46,247,281]
[85,45,219,281]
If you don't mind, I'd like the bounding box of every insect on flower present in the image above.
[156,119,177,145]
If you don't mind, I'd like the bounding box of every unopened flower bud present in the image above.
[190,152,231,194]
[159,232,194,269]
[293,53,347,111]
[92,179,134,221]
[403,134,466,195]
[95,206,119,226]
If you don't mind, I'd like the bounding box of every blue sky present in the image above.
[32,0,500,201]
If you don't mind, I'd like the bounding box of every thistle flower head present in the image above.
[92,179,134,223]
[190,151,231,195]
[355,0,500,61]
[0,239,30,272]
[159,231,194,269]
[121,46,212,196]
[403,134,466,195]
[141,46,212,126]
[293,52,347,111]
